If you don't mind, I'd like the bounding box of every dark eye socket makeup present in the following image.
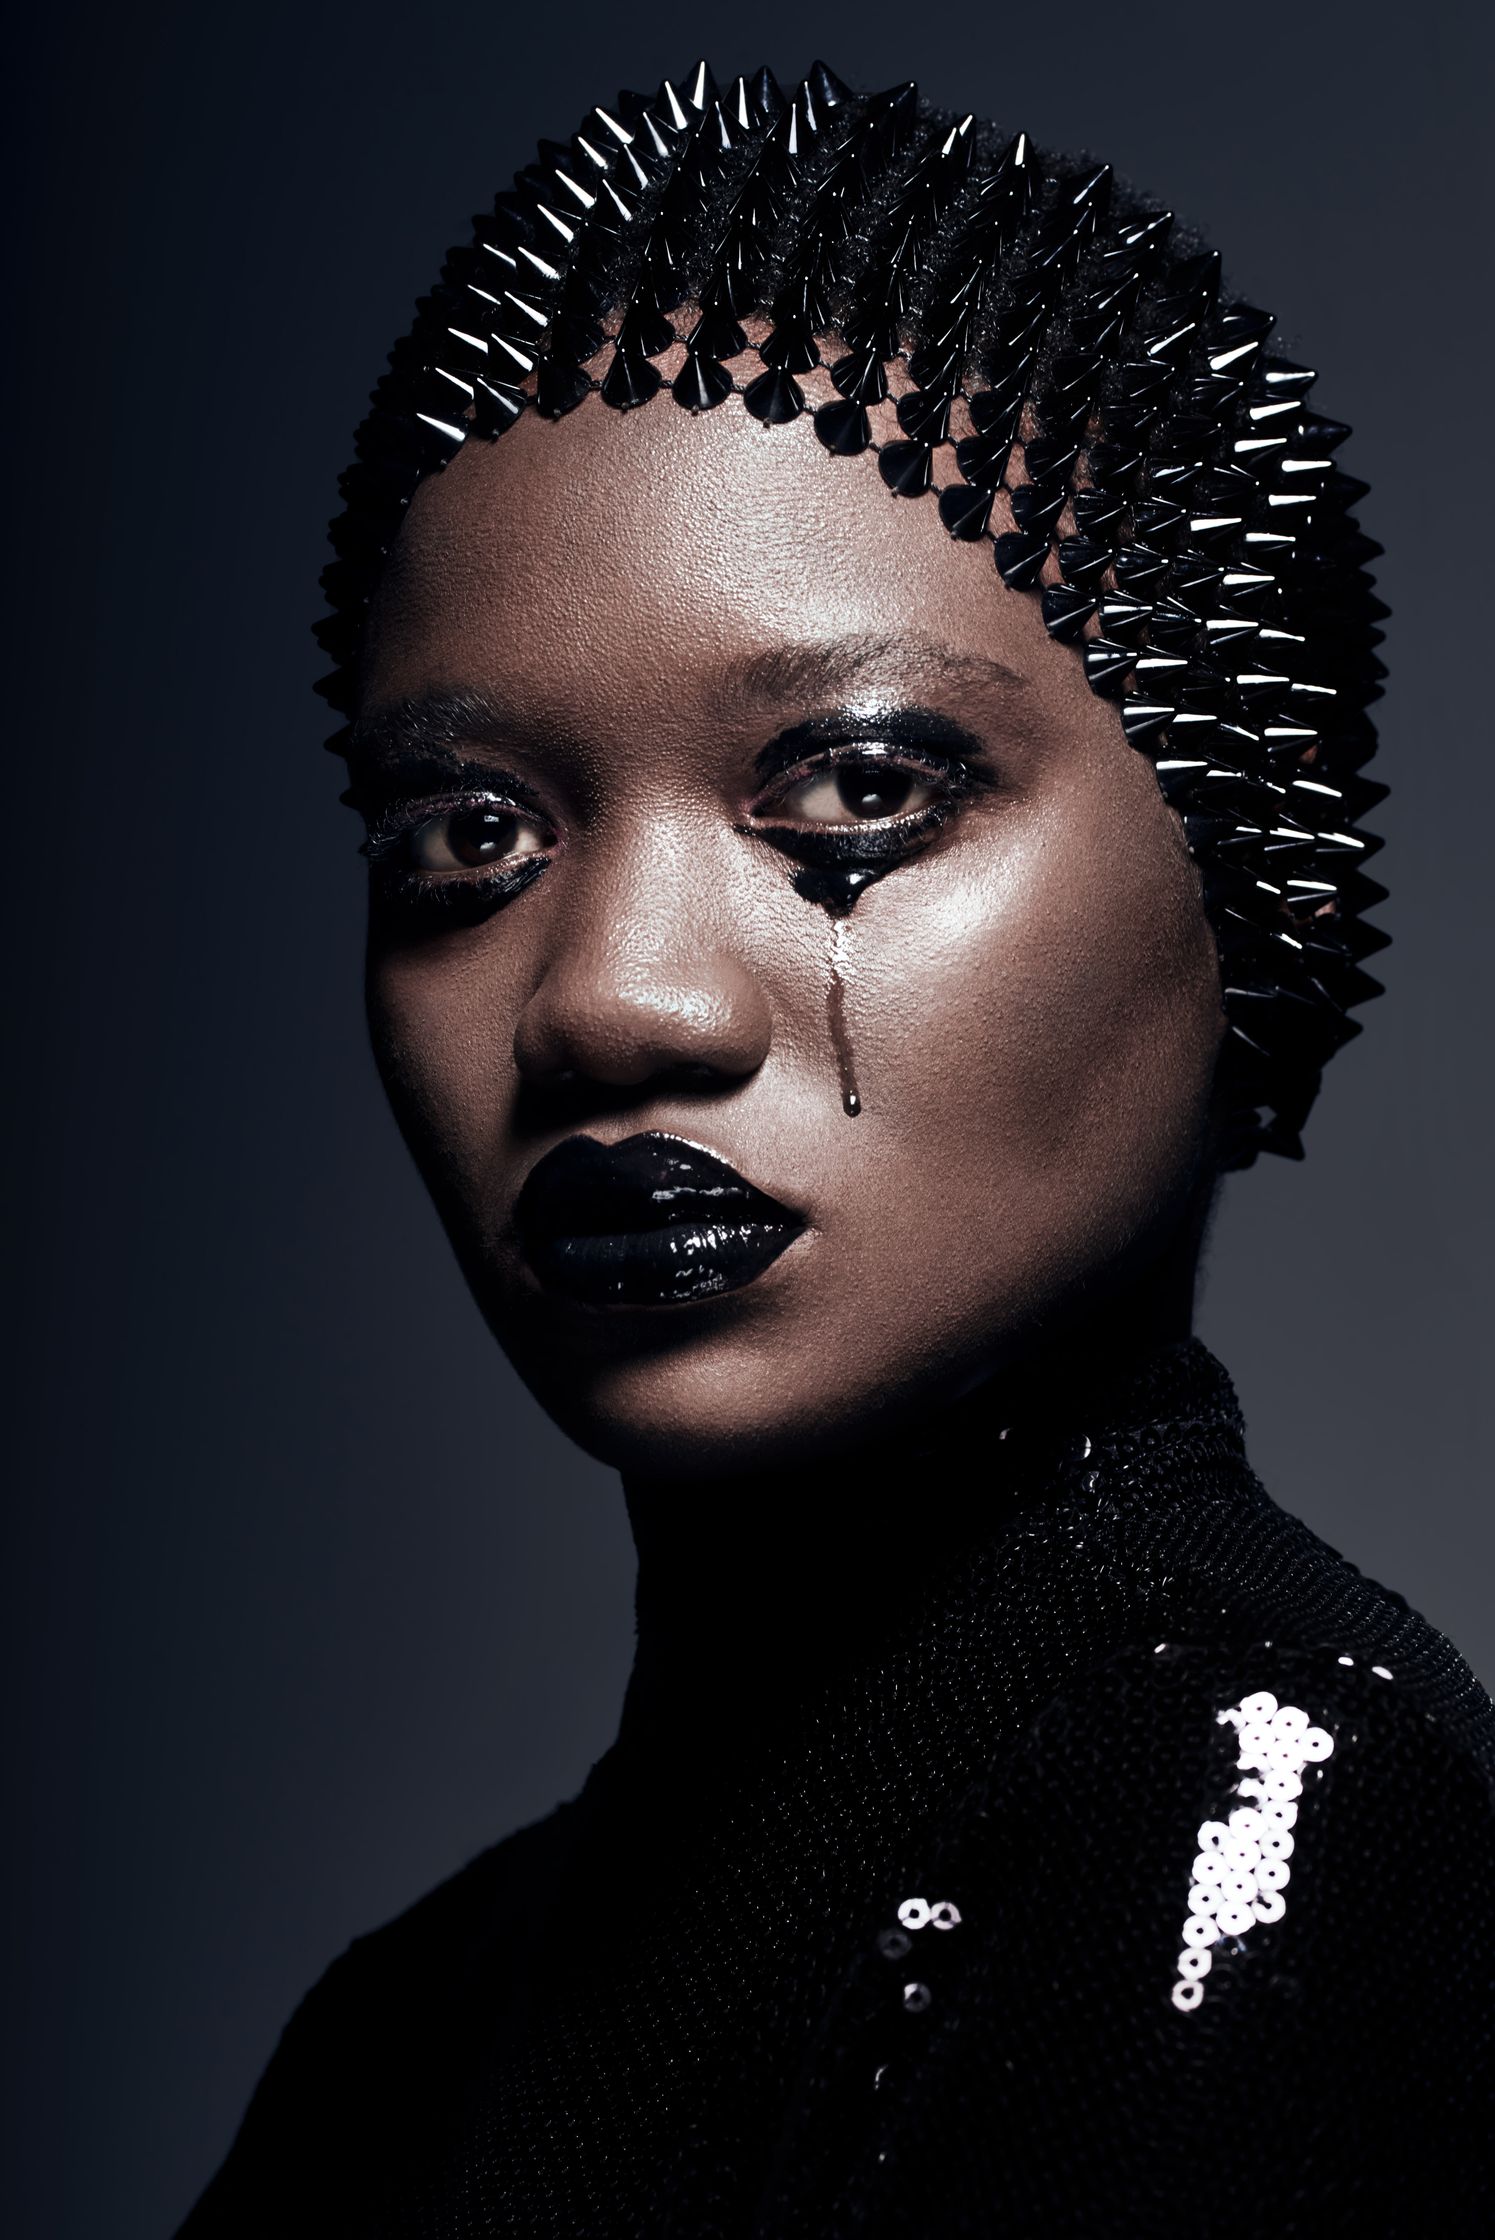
[744,710,997,869]
[352,762,558,927]
[347,704,1000,926]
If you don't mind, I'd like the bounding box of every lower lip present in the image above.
[522,1218,802,1308]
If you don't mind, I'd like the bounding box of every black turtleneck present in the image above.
[178,1342,1495,2238]
[616,1340,1047,1754]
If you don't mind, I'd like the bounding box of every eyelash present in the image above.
[357,742,988,923]
[746,742,986,858]
[359,791,554,926]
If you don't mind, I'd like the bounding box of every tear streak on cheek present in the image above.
[825,915,862,1119]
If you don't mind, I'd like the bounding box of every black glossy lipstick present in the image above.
[515,1133,806,1308]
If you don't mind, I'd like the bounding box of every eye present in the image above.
[403,801,555,874]
[770,752,942,827]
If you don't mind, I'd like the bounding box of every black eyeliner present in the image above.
[357,785,542,865]
[367,852,550,929]
[749,705,994,787]
[354,764,558,932]
[746,811,955,871]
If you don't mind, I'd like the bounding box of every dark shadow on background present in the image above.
[4,4,1491,2233]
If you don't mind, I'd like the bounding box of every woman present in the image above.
[180,60,1495,2236]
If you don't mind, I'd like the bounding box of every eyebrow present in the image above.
[346,633,1031,771]
[717,634,1030,714]
[346,683,523,770]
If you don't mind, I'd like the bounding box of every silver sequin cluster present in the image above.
[1170,1689,1334,2012]
[876,1893,963,2018]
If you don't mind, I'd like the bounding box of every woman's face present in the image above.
[352,398,1225,1476]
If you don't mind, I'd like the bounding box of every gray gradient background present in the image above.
[5,4,1491,2233]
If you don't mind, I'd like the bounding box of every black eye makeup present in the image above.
[745,708,997,873]
[343,704,997,933]
[763,751,943,829]
[353,768,560,929]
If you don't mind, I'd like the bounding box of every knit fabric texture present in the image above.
[178,1342,1495,2236]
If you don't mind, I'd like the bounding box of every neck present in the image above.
[617,1289,1196,1754]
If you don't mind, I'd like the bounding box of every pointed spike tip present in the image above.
[807,58,851,109]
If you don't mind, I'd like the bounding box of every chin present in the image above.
[499,1302,1009,1482]
[516,1342,842,1480]
[493,1303,835,1476]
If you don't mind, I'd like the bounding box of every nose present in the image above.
[512,846,774,1092]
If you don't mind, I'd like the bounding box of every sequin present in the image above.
[1170,1691,1335,2010]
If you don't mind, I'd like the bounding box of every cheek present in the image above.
[364,936,525,1201]
[844,778,1222,1270]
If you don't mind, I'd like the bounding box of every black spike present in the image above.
[896,388,953,445]
[968,383,1025,437]
[1257,357,1318,401]
[1147,596,1206,653]
[813,398,871,454]
[994,528,1051,588]
[680,59,717,114]
[939,481,996,539]
[672,353,734,410]
[1022,435,1079,484]
[533,361,590,418]
[1073,488,1127,538]
[1132,497,1187,545]
[807,58,851,110]
[1042,583,1097,641]
[1084,638,1138,696]
[1010,483,1067,535]
[1056,536,1114,589]
[741,365,804,423]
[1097,592,1152,643]
[1120,700,1177,745]
[955,427,1016,492]
[830,344,889,407]
[1112,544,1170,597]
[600,346,661,409]
[749,65,785,125]
[760,324,822,374]
[879,442,934,497]
[686,304,747,361]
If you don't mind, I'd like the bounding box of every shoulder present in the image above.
[333,1793,570,1992]
[273,1794,573,2061]
[175,1803,574,2234]
[954,1619,1495,1971]
[1041,1404,1495,1892]
[967,1619,1495,2000]
[854,1634,1495,2231]
[1087,1399,1495,1787]
[1020,1626,1495,1921]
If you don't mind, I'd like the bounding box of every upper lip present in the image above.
[514,1131,804,1246]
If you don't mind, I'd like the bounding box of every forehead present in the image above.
[360,397,1077,728]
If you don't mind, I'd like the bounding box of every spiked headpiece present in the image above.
[317,59,1387,1167]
